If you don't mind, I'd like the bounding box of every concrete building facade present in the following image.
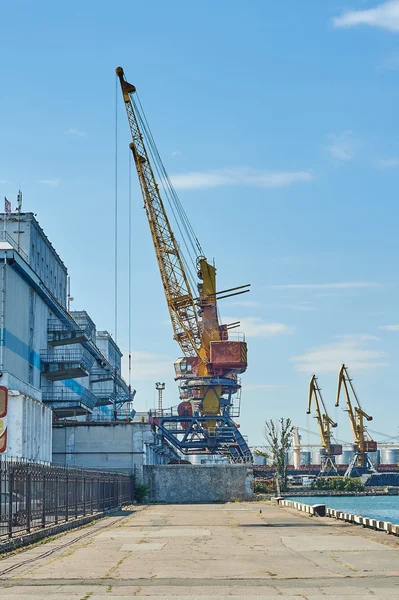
[0,212,133,462]
[52,421,178,478]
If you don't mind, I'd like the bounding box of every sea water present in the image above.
[288,495,399,524]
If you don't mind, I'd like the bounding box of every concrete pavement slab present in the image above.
[120,543,166,551]
[1,502,399,599]
[281,533,397,552]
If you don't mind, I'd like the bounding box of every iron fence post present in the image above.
[42,472,46,529]
[0,462,4,526]
[97,477,100,513]
[8,468,14,539]
[75,476,78,519]
[90,476,93,514]
[65,471,69,522]
[130,475,134,504]
[83,477,86,517]
[55,473,59,525]
[26,470,31,534]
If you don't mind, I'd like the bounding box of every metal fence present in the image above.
[0,459,133,541]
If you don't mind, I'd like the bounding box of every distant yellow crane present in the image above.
[307,374,342,475]
[335,364,377,477]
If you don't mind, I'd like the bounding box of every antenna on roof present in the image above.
[16,190,22,213]
[67,276,74,312]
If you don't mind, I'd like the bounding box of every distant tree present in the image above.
[253,448,269,460]
[264,418,293,493]
[312,476,364,492]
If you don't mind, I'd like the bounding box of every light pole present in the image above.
[155,382,165,415]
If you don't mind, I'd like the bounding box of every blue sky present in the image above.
[1,1,399,446]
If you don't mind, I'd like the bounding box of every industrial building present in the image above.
[0,210,175,468]
[52,419,178,478]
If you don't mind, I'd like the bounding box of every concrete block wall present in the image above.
[143,464,254,503]
[279,499,399,536]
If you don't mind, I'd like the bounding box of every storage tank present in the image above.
[311,449,322,465]
[380,448,399,465]
[253,453,267,466]
[368,450,380,465]
[336,449,354,465]
[300,451,311,466]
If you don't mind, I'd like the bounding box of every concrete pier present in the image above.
[1,502,399,598]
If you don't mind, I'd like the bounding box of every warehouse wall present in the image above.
[143,464,254,503]
[0,264,49,389]
[0,214,67,306]
[52,422,176,474]
[5,392,52,462]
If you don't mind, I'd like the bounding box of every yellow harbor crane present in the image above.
[116,66,252,461]
[335,364,377,477]
[307,374,342,475]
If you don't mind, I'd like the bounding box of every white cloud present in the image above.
[338,333,380,342]
[170,167,315,190]
[65,128,86,137]
[291,334,388,373]
[269,281,379,291]
[39,178,61,188]
[379,157,399,167]
[245,384,283,391]
[327,131,357,161]
[224,316,294,338]
[378,324,399,331]
[172,151,183,156]
[0,180,8,184]
[333,1,399,32]
[121,350,173,381]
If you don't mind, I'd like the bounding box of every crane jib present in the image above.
[116,66,202,358]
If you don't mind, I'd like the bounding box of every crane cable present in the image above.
[131,93,202,290]
[128,150,132,392]
[135,92,203,258]
[114,76,118,344]
[133,95,199,278]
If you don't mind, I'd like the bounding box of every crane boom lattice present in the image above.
[116,67,201,358]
